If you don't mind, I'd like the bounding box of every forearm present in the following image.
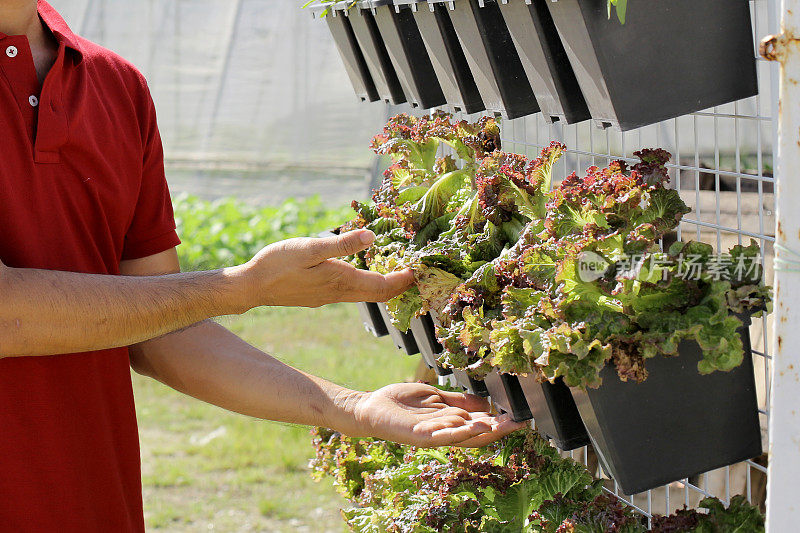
[0,264,251,357]
[129,320,364,433]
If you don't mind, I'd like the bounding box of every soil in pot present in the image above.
[546,0,758,130]
[517,375,590,451]
[569,319,761,495]
[484,370,533,423]
[356,301,389,337]
[377,303,419,355]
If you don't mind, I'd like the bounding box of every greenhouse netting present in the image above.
[50,0,393,204]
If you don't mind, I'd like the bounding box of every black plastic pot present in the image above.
[372,2,447,109]
[377,303,420,355]
[484,370,532,422]
[517,375,590,451]
[452,368,490,397]
[409,314,452,376]
[356,301,389,337]
[545,0,758,130]
[437,0,539,118]
[411,2,485,114]
[570,318,761,495]
[348,5,407,104]
[427,311,488,394]
[496,0,589,124]
[324,10,381,102]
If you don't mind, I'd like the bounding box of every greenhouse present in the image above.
[1,0,798,531]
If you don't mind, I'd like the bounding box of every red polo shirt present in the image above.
[0,2,180,531]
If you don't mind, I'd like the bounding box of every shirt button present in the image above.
[5,46,17,58]
[28,95,38,107]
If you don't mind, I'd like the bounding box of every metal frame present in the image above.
[763,0,800,530]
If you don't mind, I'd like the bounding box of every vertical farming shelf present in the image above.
[477,0,776,522]
[408,0,777,522]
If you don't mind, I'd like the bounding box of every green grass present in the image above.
[134,303,419,532]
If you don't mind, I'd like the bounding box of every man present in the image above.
[0,1,523,531]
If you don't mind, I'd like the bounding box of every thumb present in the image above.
[309,229,375,262]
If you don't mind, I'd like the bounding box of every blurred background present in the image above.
[53,0,390,206]
[49,1,410,531]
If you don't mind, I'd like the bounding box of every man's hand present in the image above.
[342,383,526,447]
[240,229,415,308]
[0,228,413,357]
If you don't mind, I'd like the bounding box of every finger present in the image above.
[425,421,495,447]
[436,390,492,413]
[308,230,376,263]
[324,263,416,302]
[418,406,473,421]
[464,412,493,420]
[414,414,484,434]
[451,417,528,448]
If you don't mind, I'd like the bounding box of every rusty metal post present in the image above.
[761,2,800,528]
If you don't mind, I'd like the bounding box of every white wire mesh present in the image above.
[490,0,777,523]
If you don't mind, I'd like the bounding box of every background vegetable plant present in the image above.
[173,194,351,271]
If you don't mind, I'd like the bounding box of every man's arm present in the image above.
[126,250,524,447]
[0,229,412,358]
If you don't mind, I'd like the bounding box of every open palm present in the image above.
[352,382,526,448]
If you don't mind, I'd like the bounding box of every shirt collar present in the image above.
[38,0,83,65]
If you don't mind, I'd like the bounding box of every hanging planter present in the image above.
[320,7,381,102]
[371,1,447,108]
[433,0,539,118]
[517,375,590,451]
[545,0,758,130]
[377,303,420,355]
[355,301,389,337]
[496,0,589,124]
[451,369,490,397]
[409,314,453,376]
[411,1,485,114]
[348,3,408,104]
[484,370,532,422]
[570,319,762,495]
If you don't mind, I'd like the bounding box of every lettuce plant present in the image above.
[436,150,771,388]
[310,427,764,532]
[343,113,771,388]
[342,112,558,331]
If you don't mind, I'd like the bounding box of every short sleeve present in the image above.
[121,80,181,261]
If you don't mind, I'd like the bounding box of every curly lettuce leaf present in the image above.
[386,286,423,332]
[415,266,463,316]
[694,495,765,533]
